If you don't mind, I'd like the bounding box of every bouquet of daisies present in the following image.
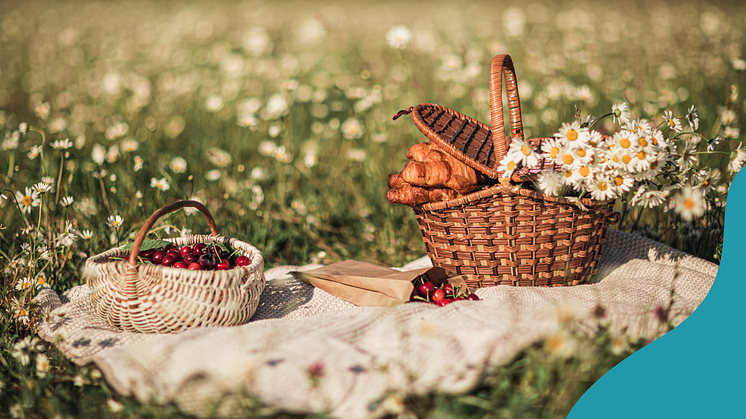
[498,103,742,222]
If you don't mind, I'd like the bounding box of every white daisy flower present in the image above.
[625,118,652,136]
[721,109,736,126]
[724,126,740,139]
[60,196,74,207]
[537,171,564,196]
[560,167,582,187]
[169,157,187,174]
[36,353,50,378]
[28,145,43,160]
[106,215,124,229]
[611,103,630,124]
[554,122,588,149]
[133,156,144,171]
[385,25,413,49]
[588,176,616,201]
[694,169,720,193]
[557,147,582,169]
[35,272,49,288]
[120,138,139,152]
[676,142,698,172]
[150,177,170,191]
[663,110,682,133]
[50,138,73,150]
[41,176,55,185]
[540,137,564,161]
[79,230,94,240]
[15,277,33,291]
[675,186,705,222]
[508,137,540,168]
[728,142,746,173]
[686,105,699,131]
[33,182,53,194]
[16,187,41,214]
[637,190,667,208]
[611,173,635,195]
[498,154,520,178]
[707,136,723,152]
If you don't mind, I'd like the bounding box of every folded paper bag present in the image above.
[289,260,470,307]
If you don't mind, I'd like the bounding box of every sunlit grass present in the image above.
[0,0,743,417]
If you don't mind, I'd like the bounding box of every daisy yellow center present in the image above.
[550,147,560,158]
[703,179,710,186]
[19,309,26,316]
[564,170,573,178]
[598,182,608,191]
[577,149,587,158]
[579,166,590,177]
[650,137,658,145]
[620,138,631,149]
[684,198,695,210]
[507,161,516,171]
[622,155,632,164]
[668,119,674,127]
[567,130,578,141]
[521,145,532,156]
[639,138,648,147]
[22,196,32,206]
[614,176,624,186]
[23,282,30,289]
[563,154,574,165]
[650,161,658,170]
[612,155,619,162]
[637,151,647,160]
[38,277,45,285]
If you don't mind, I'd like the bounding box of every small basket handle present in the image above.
[489,54,524,172]
[127,200,219,266]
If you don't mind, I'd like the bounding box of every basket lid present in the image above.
[394,54,525,180]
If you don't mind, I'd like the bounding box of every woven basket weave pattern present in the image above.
[416,191,616,287]
[87,233,264,334]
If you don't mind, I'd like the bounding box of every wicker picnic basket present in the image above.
[399,54,619,288]
[85,200,265,333]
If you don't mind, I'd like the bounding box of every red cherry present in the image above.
[151,250,165,264]
[193,243,207,256]
[166,250,181,261]
[432,289,445,303]
[173,261,187,269]
[443,283,454,297]
[437,298,451,307]
[417,281,434,297]
[183,253,197,266]
[180,245,193,257]
[235,255,251,267]
[161,254,176,266]
[467,294,480,301]
[198,253,217,270]
[163,243,177,253]
[141,249,154,258]
[187,262,202,270]
[216,259,230,270]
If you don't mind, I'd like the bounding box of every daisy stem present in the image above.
[6,152,14,182]
[55,152,64,206]
[671,131,704,141]
[28,127,48,177]
[587,113,612,129]
[630,206,644,235]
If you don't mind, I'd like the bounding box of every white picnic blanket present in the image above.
[35,229,718,418]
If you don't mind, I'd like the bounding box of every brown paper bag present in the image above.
[289,260,470,307]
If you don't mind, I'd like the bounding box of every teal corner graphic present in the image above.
[568,173,746,418]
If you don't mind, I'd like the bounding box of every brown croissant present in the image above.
[386,185,459,206]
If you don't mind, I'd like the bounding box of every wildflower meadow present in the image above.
[0,0,744,417]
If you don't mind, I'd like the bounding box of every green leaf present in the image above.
[121,239,172,251]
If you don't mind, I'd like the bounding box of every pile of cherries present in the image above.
[410,277,480,307]
[139,242,251,270]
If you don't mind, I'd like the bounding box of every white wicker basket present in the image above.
[85,200,265,334]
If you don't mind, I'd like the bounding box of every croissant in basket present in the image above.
[387,141,488,206]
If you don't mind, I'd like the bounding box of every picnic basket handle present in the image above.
[127,200,219,266]
[489,54,524,169]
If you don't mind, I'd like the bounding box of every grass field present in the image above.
[1,0,743,417]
